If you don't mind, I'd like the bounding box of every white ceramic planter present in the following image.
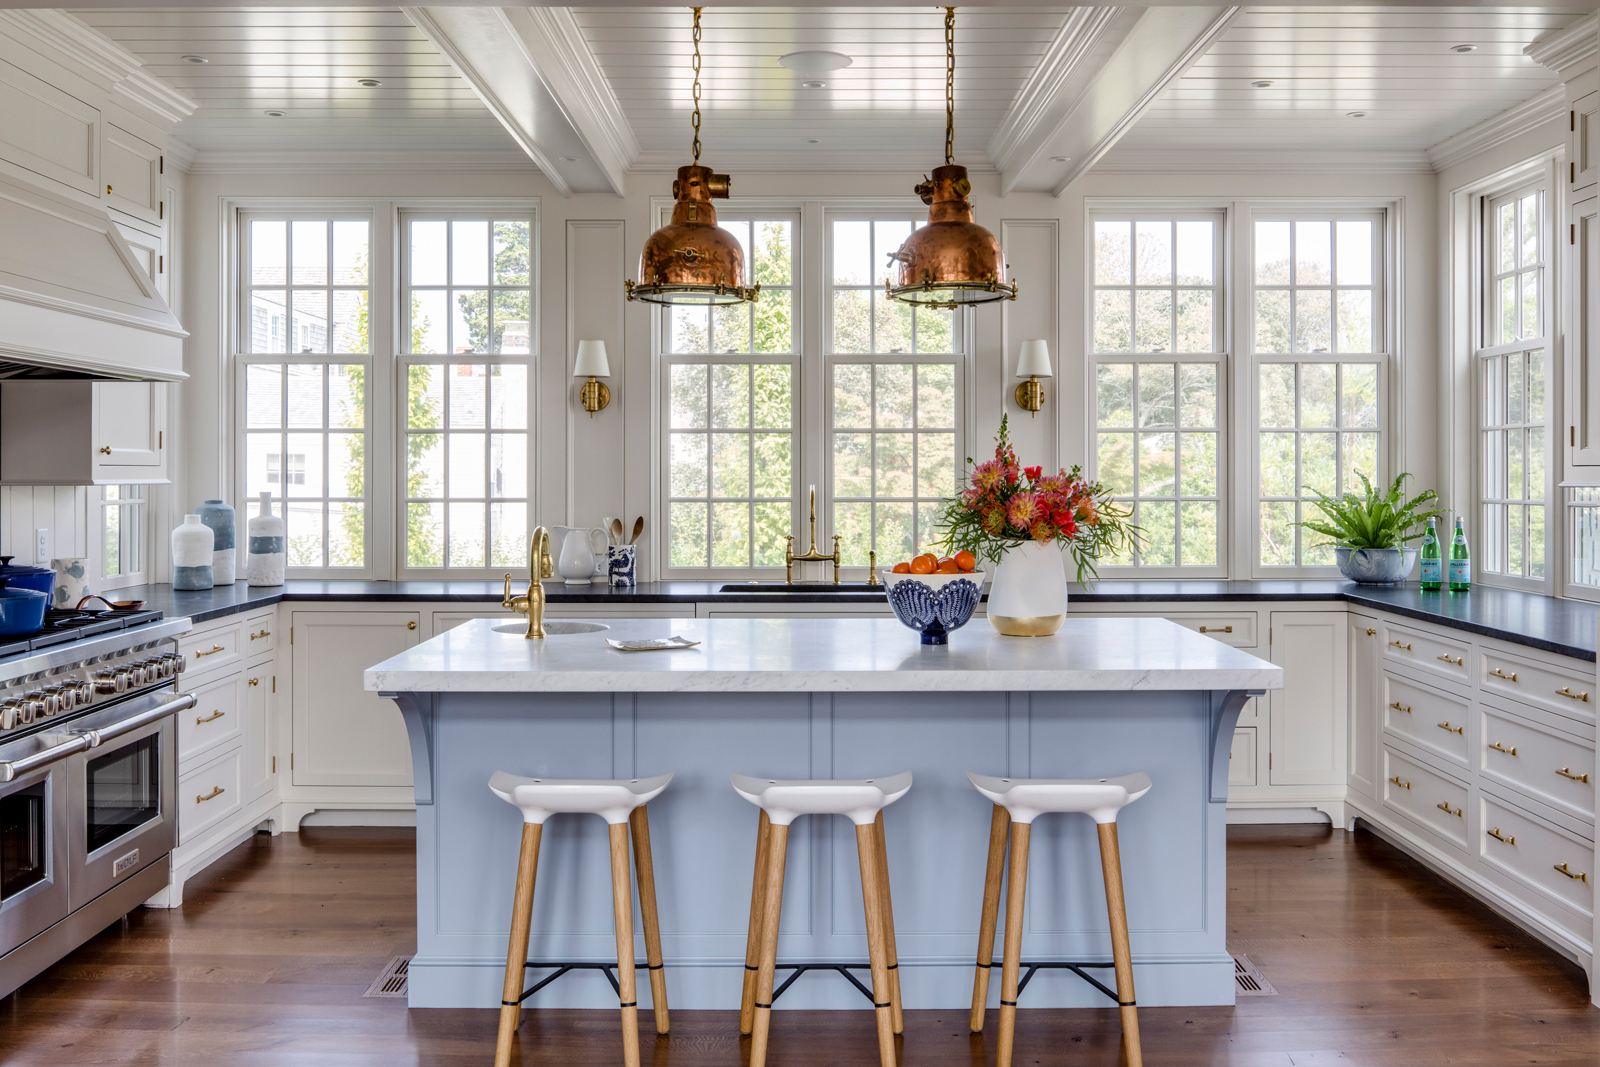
[986,540,1068,636]
[171,514,214,591]
[247,492,286,587]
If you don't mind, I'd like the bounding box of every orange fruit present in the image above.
[891,562,911,574]
[954,550,977,572]
[909,554,936,575]
[936,558,961,574]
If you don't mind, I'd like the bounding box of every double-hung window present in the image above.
[1477,183,1551,585]
[1252,214,1384,571]
[1091,215,1224,572]
[100,485,146,589]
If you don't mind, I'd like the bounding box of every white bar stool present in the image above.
[488,771,673,1067]
[732,770,913,1067]
[965,770,1153,1067]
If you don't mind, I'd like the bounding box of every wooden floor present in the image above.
[2,824,1597,1065]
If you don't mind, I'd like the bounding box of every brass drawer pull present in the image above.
[1490,668,1518,682]
[1486,827,1515,845]
[194,645,225,657]
[1553,862,1588,882]
[250,629,270,640]
[1388,775,1411,790]
[1366,628,1377,636]
[195,710,224,725]
[1436,801,1463,818]
[1389,640,1412,651]
[1488,742,1517,755]
[1389,701,1412,714]
[1437,721,1463,735]
[1198,625,1232,634]
[1437,654,1463,666]
[1556,686,1589,702]
[1556,766,1591,783]
[248,677,259,687]
[196,785,225,804]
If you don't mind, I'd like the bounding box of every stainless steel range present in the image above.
[0,614,194,1000]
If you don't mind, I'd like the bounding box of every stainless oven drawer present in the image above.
[0,759,70,961]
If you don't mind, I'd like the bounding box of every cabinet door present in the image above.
[1573,91,1597,195]
[0,56,100,197]
[1268,611,1348,785]
[1571,196,1600,466]
[102,124,161,226]
[242,659,274,800]
[91,381,165,477]
[115,222,166,304]
[291,611,420,787]
[1347,614,1381,799]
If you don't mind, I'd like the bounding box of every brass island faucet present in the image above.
[502,526,554,638]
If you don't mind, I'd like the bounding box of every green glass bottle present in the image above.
[1448,517,1471,592]
[1419,518,1441,590]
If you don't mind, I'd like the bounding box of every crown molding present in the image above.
[1425,85,1567,173]
[0,10,196,125]
[629,148,996,175]
[186,148,539,175]
[986,7,1123,177]
[1525,12,1597,79]
[164,137,198,173]
[1093,147,1432,174]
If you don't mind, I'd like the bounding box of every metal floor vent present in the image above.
[364,955,411,998]
[1232,953,1277,996]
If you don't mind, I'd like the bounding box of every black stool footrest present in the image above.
[982,960,1124,1006]
[513,960,659,1006]
[761,961,881,1006]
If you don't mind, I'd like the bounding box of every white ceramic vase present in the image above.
[986,540,1068,636]
[171,514,214,591]
[247,492,286,587]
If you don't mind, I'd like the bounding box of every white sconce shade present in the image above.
[574,340,611,378]
[1015,339,1052,379]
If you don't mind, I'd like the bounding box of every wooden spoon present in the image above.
[629,516,644,545]
[610,517,625,546]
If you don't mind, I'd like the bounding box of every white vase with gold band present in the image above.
[987,540,1068,636]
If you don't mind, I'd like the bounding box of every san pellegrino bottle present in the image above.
[1448,517,1471,592]
[1419,518,1441,590]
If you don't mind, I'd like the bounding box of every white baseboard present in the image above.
[1225,806,1334,825]
[296,808,417,827]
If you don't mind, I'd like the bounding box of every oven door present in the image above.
[0,758,70,958]
[67,690,181,910]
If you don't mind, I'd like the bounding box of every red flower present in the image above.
[1024,465,1043,481]
[1052,509,1073,527]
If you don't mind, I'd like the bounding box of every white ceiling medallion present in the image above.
[778,51,852,75]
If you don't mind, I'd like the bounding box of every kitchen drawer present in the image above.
[1479,647,1596,726]
[1477,791,1594,931]
[1382,746,1469,852]
[1379,620,1471,687]
[1165,612,1257,648]
[178,746,242,844]
[181,621,243,675]
[1228,727,1256,787]
[1479,704,1596,821]
[178,671,241,765]
[1381,673,1470,767]
[242,611,277,656]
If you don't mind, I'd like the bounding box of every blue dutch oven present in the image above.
[0,556,55,598]
[0,579,48,635]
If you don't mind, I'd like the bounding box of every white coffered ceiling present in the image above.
[66,5,1597,187]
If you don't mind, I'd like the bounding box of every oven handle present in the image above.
[0,692,196,783]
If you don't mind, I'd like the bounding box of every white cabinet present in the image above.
[101,124,161,227]
[115,221,166,304]
[290,610,419,787]
[242,657,276,801]
[0,53,99,198]
[0,381,168,485]
[1570,194,1600,466]
[1267,611,1349,786]
[1573,91,1598,196]
[1348,613,1380,800]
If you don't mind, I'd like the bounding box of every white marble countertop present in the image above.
[365,617,1282,694]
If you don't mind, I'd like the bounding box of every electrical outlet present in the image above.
[35,528,48,565]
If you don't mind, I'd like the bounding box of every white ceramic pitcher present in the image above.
[551,525,608,585]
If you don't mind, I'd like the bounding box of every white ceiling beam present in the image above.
[401,7,636,196]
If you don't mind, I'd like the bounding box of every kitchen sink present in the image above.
[718,583,885,593]
[492,621,610,635]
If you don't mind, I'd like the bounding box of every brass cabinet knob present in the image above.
[99,446,112,455]
[407,621,417,630]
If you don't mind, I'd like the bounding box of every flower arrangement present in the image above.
[934,416,1140,585]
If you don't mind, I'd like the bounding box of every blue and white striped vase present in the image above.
[247,492,286,587]
[171,514,214,591]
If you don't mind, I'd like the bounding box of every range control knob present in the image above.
[128,664,148,686]
[93,669,126,695]
[75,679,94,705]
[29,690,58,718]
[167,653,186,674]
[0,700,20,731]
[14,699,37,726]
[45,685,75,713]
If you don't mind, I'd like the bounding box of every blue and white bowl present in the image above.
[883,570,986,645]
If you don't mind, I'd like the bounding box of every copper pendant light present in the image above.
[625,8,759,307]
[885,7,1018,310]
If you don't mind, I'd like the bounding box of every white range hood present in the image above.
[0,169,186,382]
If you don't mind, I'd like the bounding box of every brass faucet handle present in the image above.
[502,573,517,611]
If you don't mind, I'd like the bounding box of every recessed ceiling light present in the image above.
[558,156,578,162]
[778,51,852,75]
[357,78,382,87]
[264,110,286,117]
[1449,44,1477,53]
[803,138,821,144]
[1346,110,1367,118]
[1049,156,1070,163]
[801,80,826,89]
[181,55,208,64]
[1251,79,1274,88]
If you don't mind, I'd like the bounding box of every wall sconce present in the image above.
[1013,339,1052,418]
[574,340,611,418]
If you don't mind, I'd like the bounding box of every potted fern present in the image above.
[1297,473,1449,585]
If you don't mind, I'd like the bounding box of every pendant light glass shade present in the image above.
[625,9,759,307]
[885,8,1016,310]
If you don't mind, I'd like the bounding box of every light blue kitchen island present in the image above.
[366,615,1281,1011]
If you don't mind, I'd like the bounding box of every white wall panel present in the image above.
[1000,219,1060,471]
[564,219,627,535]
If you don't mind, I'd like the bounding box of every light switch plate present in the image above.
[35,527,48,565]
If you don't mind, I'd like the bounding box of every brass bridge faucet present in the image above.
[502,526,553,638]
[786,488,842,584]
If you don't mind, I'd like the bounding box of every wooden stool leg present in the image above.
[629,805,670,1035]
[608,823,641,1067]
[970,803,1010,1032]
[494,822,543,1067]
[1097,822,1142,1067]
[855,822,898,1067]
[996,822,1030,1067]
[872,811,904,1035]
[749,822,790,1067]
[739,810,772,1035]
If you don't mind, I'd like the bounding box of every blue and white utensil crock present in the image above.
[247,492,286,587]
[883,570,986,644]
[171,514,214,590]
[51,557,92,608]
[608,544,637,587]
[194,499,236,586]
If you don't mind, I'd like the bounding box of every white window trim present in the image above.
[97,485,147,591]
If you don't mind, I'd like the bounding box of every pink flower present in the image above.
[1024,465,1043,482]
[971,459,1008,492]
[1034,473,1070,496]
[1007,492,1042,529]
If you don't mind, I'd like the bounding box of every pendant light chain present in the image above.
[944,6,955,165]
[690,6,703,163]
